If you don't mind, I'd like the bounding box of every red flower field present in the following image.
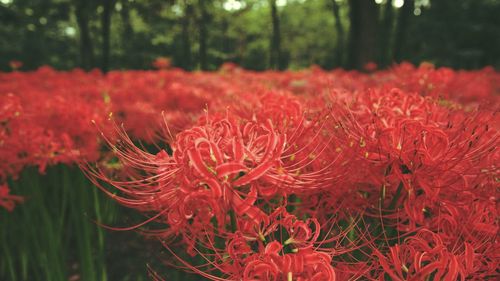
[1,63,499,280]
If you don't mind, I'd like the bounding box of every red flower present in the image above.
[242,242,336,281]
[9,60,23,70]
[364,62,377,72]
[0,184,23,211]
[373,228,497,281]
[152,57,171,70]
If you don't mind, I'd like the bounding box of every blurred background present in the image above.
[1,0,499,72]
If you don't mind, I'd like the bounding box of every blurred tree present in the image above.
[119,0,133,65]
[75,0,96,70]
[393,0,414,63]
[197,0,210,70]
[269,0,282,70]
[181,0,194,70]
[378,0,394,67]
[0,0,499,71]
[101,0,116,72]
[280,0,336,69]
[329,0,345,67]
[347,0,379,70]
[405,0,500,68]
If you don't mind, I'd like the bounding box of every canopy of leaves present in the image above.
[0,0,499,71]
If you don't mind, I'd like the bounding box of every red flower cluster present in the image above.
[1,63,498,280]
[0,67,106,182]
[152,57,172,70]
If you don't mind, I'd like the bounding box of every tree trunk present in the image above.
[393,0,414,62]
[120,0,133,65]
[347,0,378,70]
[101,0,114,73]
[198,0,209,70]
[181,1,192,70]
[269,0,281,70]
[221,17,230,55]
[378,0,393,67]
[75,0,94,70]
[331,0,345,67]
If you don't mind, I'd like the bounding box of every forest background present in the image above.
[1,0,499,72]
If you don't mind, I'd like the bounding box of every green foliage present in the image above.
[281,0,338,69]
[405,0,500,68]
[0,0,499,71]
[0,166,116,281]
[0,165,204,280]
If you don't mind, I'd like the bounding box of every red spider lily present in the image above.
[155,210,344,281]
[1,63,499,280]
[9,60,23,70]
[364,62,378,72]
[241,242,336,281]
[219,62,241,73]
[282,213,320,247]
[85,103,348,232]
[0,184,24,211]
[1,63,498,180]
[86,110,356,277]
[374,227,498,280]
[152,57,171,70]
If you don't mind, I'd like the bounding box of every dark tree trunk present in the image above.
[331,0,345,67]
[347,0,378,70]
[393,0,414,62]
[221,17,230,54]
[269,0,281,70]
[119,0,133,66]
[198,0,209,70]
[101,0,114,73]
[378,0,394,67]
[75,0,94,70]
[181,1,193,70]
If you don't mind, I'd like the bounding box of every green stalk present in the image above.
[229,210,237,233]
[388,182,404,210]
[1,165,119,281]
